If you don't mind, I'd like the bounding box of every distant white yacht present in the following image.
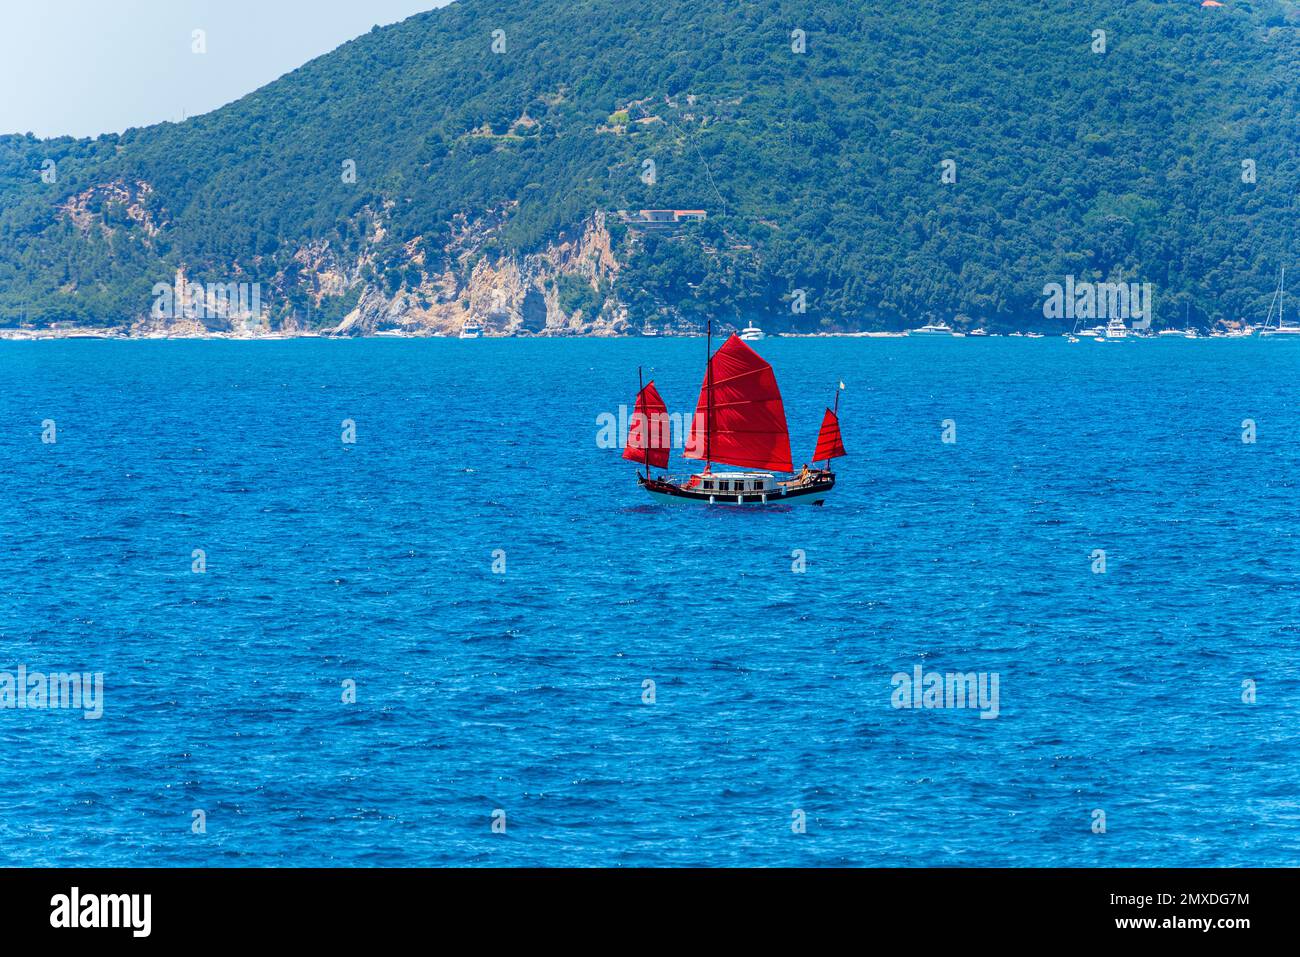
[739,322,764,341]
[1104,317,1128,339]
[909,320,955,337]
[1260,266,1300,336]
[1166,303,1195,338]
[459,322,483,339]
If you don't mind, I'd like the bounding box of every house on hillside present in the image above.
[617,209,708,229]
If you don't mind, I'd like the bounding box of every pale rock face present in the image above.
[294,240,357,301]
[57,179,627,337]
[332,211,625,337]
[59,179,163,242]
[129,266,271,336]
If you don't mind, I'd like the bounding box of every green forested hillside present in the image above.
[1,0,1298,332]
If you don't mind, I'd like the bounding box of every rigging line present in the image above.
[632,98,728,218]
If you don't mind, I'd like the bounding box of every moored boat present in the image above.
[739,321,765,341]
[1260,266,1300,336]
[909,320,955,336]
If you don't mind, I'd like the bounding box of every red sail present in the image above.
[813,408,847,463]
[684,334,794,472]
[624,380,670,469]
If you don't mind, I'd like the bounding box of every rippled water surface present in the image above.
[1,337,1297,866]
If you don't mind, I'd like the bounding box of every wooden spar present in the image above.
[638,366,649,479]
[705,319,712,472]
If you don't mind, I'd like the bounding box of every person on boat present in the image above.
[780,464,812,488]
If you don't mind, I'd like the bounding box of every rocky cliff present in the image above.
[330,211,625,337]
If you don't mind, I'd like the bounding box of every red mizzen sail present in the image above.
[684,334,794,473]
[624,380,670,470]
[813,408,847,463]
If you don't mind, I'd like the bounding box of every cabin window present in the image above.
[718,481,730,492]
[702,480,714,491]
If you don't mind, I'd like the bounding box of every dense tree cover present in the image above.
[1,0,1298,331]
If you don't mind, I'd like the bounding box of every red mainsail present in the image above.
[813,408,847,463]
[684,334,794,473]
[624,380,671,469]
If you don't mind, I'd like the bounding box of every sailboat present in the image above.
[1260,266,1300,336]
[625,322,844,506]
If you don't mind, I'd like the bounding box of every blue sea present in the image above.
[1,336,1297,867]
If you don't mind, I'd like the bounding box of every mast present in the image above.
[705,318,713,472]
[638,366,649,479]
[825,389,840,473]
[1265,270,1282,330]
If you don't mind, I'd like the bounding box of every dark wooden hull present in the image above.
[639,474,834,506]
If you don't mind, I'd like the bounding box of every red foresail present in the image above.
[813,408,847,463]
[684,334,794,472]
[624,380,671,469]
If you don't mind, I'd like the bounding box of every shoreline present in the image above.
[0,330,1266,342]
[0,328,915,341]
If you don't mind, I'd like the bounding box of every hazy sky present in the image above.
[0,0,450,139]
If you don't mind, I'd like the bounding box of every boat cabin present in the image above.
[694,472,775,493]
